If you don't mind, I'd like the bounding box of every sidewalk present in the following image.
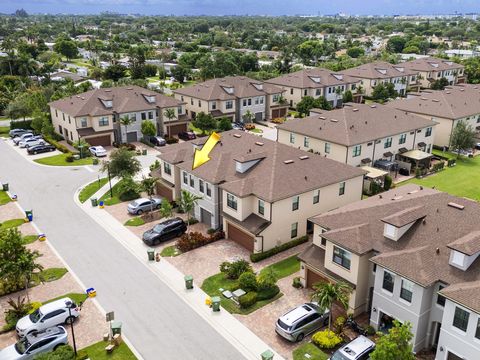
[76,181,284,360]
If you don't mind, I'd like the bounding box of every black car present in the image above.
[27,144,56,155]
[178,131,197,141]
[142,217,187,245]
[9,128,32,138]
[150,136,166,146]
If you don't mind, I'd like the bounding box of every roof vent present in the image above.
[126,87,133,90]
[284,160,294,164]
[255,141,264,146]
[319,116,326,120]
[330,119,338,123]
[352,108,359,112]
[448,202,465,210]
[233,134,241,138]
[370,104,376,108]
[432,99,439,102]
[299,155,309,160]
[104,89,112,92]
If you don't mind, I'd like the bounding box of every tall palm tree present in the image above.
[162,108,177,136]
[141,176,159,215]
[311,281,352,330]
[120,115,134,143]
[178,189,202,233]
[243,110,254,123]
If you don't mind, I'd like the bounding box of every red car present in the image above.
[178,131,197,141]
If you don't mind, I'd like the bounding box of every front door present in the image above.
[432,322,441,349]
[200,207,212,228]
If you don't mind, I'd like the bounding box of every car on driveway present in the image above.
[232,122,245,131]
[150,136,166,146]
[89,146,107,157]
[275,303,330,342]
[142,218,187,246]
[9,129,32,138]
[178,131,196,141]
[16,297,79,338]
[127,197,162,215]
[475,143,480,151]
[329,335,375,360]
[0,326,68,360]
[13,133,35,145]
[19,138,45,149]
[27,144,56,155]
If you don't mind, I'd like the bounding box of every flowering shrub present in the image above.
[175,230,225,252]
[312,329,343,349]
[272,118,284,124]
[245,123,256,130]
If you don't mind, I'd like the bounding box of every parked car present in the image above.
[150,136,166,146]
[13,133,35,145]
[27,144,56,155]
[16,298,79,338]
[232,122,245,131]
[452,148,474,158]
[127,197,162,215]
[177,131,196,141]
[329,335,375,360]
[475,143,480,151]
[142,217,187,246]
[275,303,329,342]
[19,138,45,149]
[9,129,31,138]
[89,146,107,157]
[0,326,68,360]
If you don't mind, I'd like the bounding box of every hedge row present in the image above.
[250,235,309,262]
[44,136,70,153]
[9,120,32,130]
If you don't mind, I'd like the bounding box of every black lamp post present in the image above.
[65,301,77,356]
[106,162,113,198]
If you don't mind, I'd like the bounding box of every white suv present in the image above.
[16,298,80,338]
[329,335,375,360]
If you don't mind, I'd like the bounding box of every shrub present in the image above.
[166,136,179,144]
[239,291,257,308]
[207,228,216,235]
[292,276,303,289]
[92,158,99,165]
[220,259,253,280]
[9,120,32,130]
[447,159,456,167]
[384,175,392,190]
[44,136,69,153]
[28,301,42,314]
[34,345,75,360]
[3,297,32,332]
[75,350,89,360]
[140,138,155,147]
[271,118,284,124]
[117,177,140,201]
[312,329,343,349]
[65,153,75,162]
[187,217,199,225]
[432,162,445,172]
[150,160,160,171]
[334,316,346,335]
[175,230,224,253]
[245,123,255,130]
[365,325,376,336]
[257,284,280,300]
[257,267,278,290]
[218,117,233,131]
[239,272,258,292]
[250,236,308,262]
[119,143,137,151]
[369,181,382,195]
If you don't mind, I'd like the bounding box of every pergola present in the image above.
[398,149,433,171]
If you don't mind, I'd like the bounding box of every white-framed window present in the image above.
[400,279,414,303]
[384,137,392,148]
[425,127,432,137]
[227,193,237,210]
[325,142,331,154]
[339,182,345,196]
[206,183,211,197]
[163,162,171,175]
[182,171,188,185]
[98,117,109,127]
[80,117,88,128]
[313,189,320,204]
[226,100,233,110]
[352,145,361,157]
[399,133,407,144]
[292,196,299,211]
[199,180,204,193]
[332,246,351,270]
[189,175,195,188]
[382,270,394,292]
[258,199,264,215]
[453,306,470,332]
[273,94,280,102]
[304,137,309,148]
[289,133,295,144]
[291,222,298,238]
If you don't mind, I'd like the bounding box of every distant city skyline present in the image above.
[1,0,480,16]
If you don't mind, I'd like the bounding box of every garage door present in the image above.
[200,208,212,228]
[227,223,254,252]
[447,352,463,360]
[255,112,263,121]
[126,131,137,143]
[86,135,111,146]
[156,183,173,202]
[272,109,280,118]
[168,123,187,136]
[306,268,328,288]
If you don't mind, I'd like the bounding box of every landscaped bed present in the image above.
[160,245,182,257]
[0,191,11,205]
[79,340,137,360]
[34,153,93,166]
[79,177,109,203]
[0,218,26,230]
[124,217,145,226]
[99,179,136,206]
[293,342,329,360]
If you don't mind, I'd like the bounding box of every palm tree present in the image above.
[178,189,202,233]
[243,110,254,123]
[311,281,352,330]
[140,176,159,216]
[120,115,134,143]
[162,108,177,137]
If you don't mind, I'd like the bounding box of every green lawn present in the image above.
[293,343,329,360]
[79,177,109,203]
[0,191,11,205]
[260,254,300,279]
[124,217,145,226]
[201,272,283,315]
[249,128,263,134]
[399,151,480,201]
[32,268,68,285]
[67,58,94,69]
[160,245,182,257]
[99,180,125,206]
[0,218,25,230]
[0,126,9,138]
[79,340,137,360]
[22,234,39,244]
[34,153,93,166]
[44,292,88,306]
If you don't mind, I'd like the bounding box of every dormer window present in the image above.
[101,99,113,108]
[377,69,387,75]
[381,206,426,241]
[222,86,234,94]
[309,76,321,83]
[252,83,263,90]
[447,231,480,271]
[144,95,156,103]
[332,74,343,81]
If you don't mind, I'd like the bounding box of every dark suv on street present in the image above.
[142,218,187,245]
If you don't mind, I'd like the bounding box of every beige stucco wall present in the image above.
[50,106,80,142]
[174,93,211,116]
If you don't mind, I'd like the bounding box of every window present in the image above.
[68,116,71,124]
[352,145,361,157]
[453,307,470,332]
[177,106,183,115]
[182,171,188,185]
[400,279,414,302]
[70,131,73,140]
[339,182,345,196]
[55,109,58,117]
[58,125,62,133]
[80,117,88,128]
[289,133,295,144]
[211,102,217,110]
[258,200,264,215]
[382,271,394,292]
[290,88,294,95]
[291,222,298,238]
[332,246,351,270]
[62,113,65,121]
[304,137,309,148]
[141,112,146,120]
[148,111,153,119]
[227,193,237,210]
[191,99,194,105]
[226,100,233,110]
[206,183,211,197]
[313,189,320,204]
[315,89,321,96]
[437,285,446,307]
[260,97,264,104]
[325,142,331,154]
[292,196,299,211]
[273,94,279,102]
[304,89,307,96]
[384,137,392,148]
[475,318,480,340]
[399,133,407,144]
[199,180,204,193]
[98,117,109,127]
[198,100,201,107]
[189,175,194,188]
[321,237,327,247]
[255,97,259,105]
[425,127,432,137]
[243,99,247,107]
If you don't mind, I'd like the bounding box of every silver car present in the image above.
[275,302,329,342]
[127,197,162,215]
[0,326,68,360]
[13,133,35,145]
[329,335,375,360]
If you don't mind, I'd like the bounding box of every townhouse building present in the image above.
[389,84,480,147]
[156,130,365,253]
[302,184,480,359]
[277,103,436,168]
[340,61,418,96]
[265,68,362,108]
[49,86,188,146]
[173,76,288,123]
[401,57,466,89]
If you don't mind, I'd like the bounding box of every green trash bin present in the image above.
[147,248,155,261]
[184,275,193,290]
[142,149,147,155]
[91,197,98,207]
[2,183,8,191]
[111,321,122,336]
[261,350,274,360]
[25,210,33,222]
[211,296,221,312]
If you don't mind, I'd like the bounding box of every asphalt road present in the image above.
[0,140,245,360]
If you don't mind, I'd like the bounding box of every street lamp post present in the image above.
[107,162,113,198]
[65,301,77,356]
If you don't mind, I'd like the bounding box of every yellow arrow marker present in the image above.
[192,132,221,170]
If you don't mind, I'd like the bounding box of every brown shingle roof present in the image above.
[158,130,365,203]
[447,231,480,256]
[173,76,284,101]
[381,205,427,227]
[266,68,359,89]
[48,85,183,117]
[277,103,436,146]
[439,281,480,313]
[340,61,417,80]
[388,84,480,120]
[401,57,464,73]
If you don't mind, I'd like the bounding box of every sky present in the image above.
[1,0,479,16]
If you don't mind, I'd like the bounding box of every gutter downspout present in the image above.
[372,139,377,164]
